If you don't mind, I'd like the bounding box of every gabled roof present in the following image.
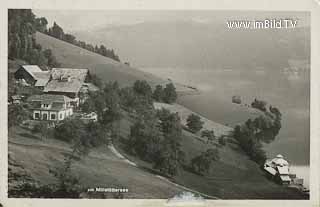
[264,166,277,176]
[51,68,88,82]
[44,68,89,93]
[80,83,99,92]
[280,175,291,182]
[277,166,289,175]
[21,65,42,75]
[27,94,73,103]
[44,79,83,93]
[272,157,289,166]
[20,65,50,86]
[33,72,51,87]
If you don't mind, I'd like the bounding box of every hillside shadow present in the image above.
[18,132,39,140]
[182,164,204,176]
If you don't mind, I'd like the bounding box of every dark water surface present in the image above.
[141,67,310,167]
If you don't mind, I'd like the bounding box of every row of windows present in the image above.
[34,112,65,120]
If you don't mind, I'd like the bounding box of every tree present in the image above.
[152,84,164,102]
[251,98,267,112]
[153,141,185,177]
[186,113,203,133]
[8,10,60,68]
[102,83,122,127]
[201,129,215,143]
[50,22,64,40]
[86,122,109,147]
[153,110,185,176]
[64,34,76,44]
[163,83,177,104]
[233,124,267,165]
[54,118,86,143]
[32,122,49,140]
[8,104,30,129]
[8,9,35,59]
[129,115,162,161]
[191,148,220,175]
[35,17,48,33]
[133,80,152,98]
[99,45,107,56]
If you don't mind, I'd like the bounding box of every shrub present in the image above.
[201,129,215,143]
[163,83,177,104]
[186,114,204,133]
[152,85,164,102]
[191,148,220,175]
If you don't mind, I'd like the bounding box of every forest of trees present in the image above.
[80,79,183,177]
[8,9,120,64]
[8,9,60,68]
[152,83,177,104]
[234,102,282,165]
[45,22,120,62]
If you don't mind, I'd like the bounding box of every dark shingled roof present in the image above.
[44,68,89,93]
[27,94,73,103]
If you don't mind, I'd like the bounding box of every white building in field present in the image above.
[27,94,73,121]
[264,154,292,185]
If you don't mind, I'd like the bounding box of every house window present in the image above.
[43,113,48,120]
[34,112,40,119]
[51,113,56,120]
[42,104,49,108]
[60,113,63,119]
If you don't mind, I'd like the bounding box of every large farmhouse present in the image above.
[27,94,73,121]
[43,68,89,107]
[14,66,98,107]
[15,65,99,122]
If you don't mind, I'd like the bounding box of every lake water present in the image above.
[140,67,310,187]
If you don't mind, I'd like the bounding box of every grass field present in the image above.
[35,32,197,94]
[113,108,308,199]
[8,126,184,199]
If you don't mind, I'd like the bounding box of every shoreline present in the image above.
[152,75,310,195]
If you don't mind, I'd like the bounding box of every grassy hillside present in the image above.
[8,126,183,199]
[113,111,307,199]
[35,32,196,94]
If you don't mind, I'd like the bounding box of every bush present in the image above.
[251,98,267,112]
[152,85,164,102]
[163,83,177,104]
[191,148,220,175]
[54,118,86,143]
[186,113,203,133]
[133,80,152,98]
[201,129,215,143]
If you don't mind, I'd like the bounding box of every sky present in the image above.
[33,10,310,32]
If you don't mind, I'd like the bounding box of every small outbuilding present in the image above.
[14,65,50,88]
[264,154,292,185]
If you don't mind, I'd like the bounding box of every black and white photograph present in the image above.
[1,1,320,206]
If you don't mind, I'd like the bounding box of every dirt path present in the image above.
[108,144,219,200]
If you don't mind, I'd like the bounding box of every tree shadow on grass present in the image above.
[17,132,39,140]
[227,142,244,153]
[182,164,204,176]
